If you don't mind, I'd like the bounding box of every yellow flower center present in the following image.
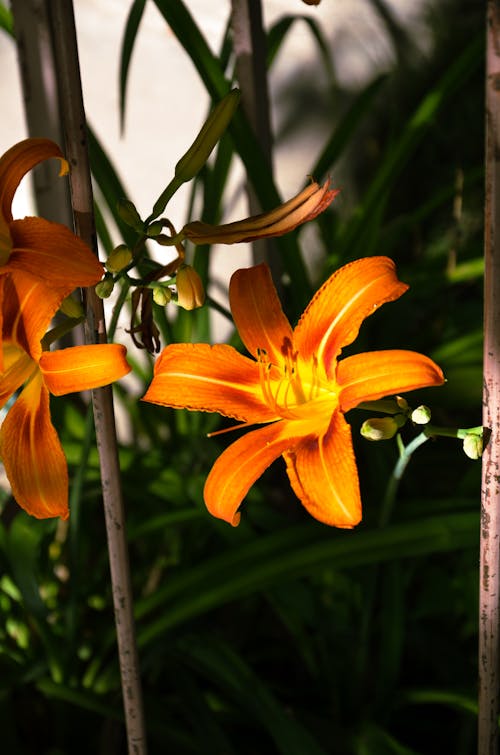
[257,337,338,421]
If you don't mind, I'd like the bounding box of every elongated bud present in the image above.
[59,294,84,319]
[411,405,432,425]
[361,417,400,441]
[95,276,115,299]
[117,198,143,231]
[176,265,205,310]
[175,89,240,183]
[106,244,133,273]
[463,432,483,460]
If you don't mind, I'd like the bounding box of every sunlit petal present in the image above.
[204,420,307,525]
[0,372,68,519]
[229,264,293,365]
[40,344,131,396]
[0,138,68,223]
[284,412,362,528]
[293,257,408,378]
[143,343,276,422]
[7,217,103,289]
[337,350,445,412]
[2,272,63,360]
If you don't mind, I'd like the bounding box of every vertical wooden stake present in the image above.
[480,3,500,753]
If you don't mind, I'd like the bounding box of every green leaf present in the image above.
[179,635,328,755]
[137,511,477,642]
[119,0,147,132]
[0,2,13,37]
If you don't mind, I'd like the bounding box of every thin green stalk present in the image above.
[48,2,147,752]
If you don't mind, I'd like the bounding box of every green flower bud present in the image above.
[146,221,164,237]
[59,294,84,319]
[463,432,483,460]
[152,285,172,307]
[360,417,400,441]
[411,405,432,425]
[116,198,143,231]
[175,89,240,183]
[106,244,133,273]
[95,276,115,299]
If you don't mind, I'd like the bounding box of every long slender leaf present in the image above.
[137,511,477,642]
[119,0,147,132]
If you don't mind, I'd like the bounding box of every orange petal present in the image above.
[2,271,63,361]
[0,371,69,519]
[7,217,103,289]
[40,344,131,396]
[182,181,339,245]
[284,411,362,528]
[0,138,68,223]
[204,420,305,525]
[143,343,276,423]
[0,343,35,407]
[337,350,445,412]
[229,264,294,366]
[293,257,408,378]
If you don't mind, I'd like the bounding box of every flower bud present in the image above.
[463,432,483,460]
[411,405,432,425]
[59,294,84,319]
[106,244,133,273]
[152,285,172,307]
[95,276,115,299]
[176,265,205,310]
[116,198,143,231]
[360,417,400,441]
[146,221,164,237]
[175,89,240,183]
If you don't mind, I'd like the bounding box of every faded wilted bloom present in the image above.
[180,180,338,245]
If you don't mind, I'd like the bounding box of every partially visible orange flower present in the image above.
[143,257,444,528]
[0,272,130,519]
[180,180,338,245]
[0,138,104,364]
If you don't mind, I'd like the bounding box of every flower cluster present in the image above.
[0,135,448,530]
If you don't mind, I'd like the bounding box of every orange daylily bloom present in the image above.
[0,272,130,519]
[0,138,104,365]
[180,180,338,245]
[143,257,444,528]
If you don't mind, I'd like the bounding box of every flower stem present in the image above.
[48,3,147,752]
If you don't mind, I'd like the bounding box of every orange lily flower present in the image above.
[0,138,104,365]
[180,180,338,245]
[143,257,444,528]
[0,272,130,519]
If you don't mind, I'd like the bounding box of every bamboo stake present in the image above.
[47,3,147,752]
[479,3,500,753]
[231,0,280,279]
